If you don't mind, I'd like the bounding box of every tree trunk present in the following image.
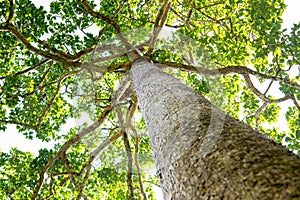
[130,58,300,200]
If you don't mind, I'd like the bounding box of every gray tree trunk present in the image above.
[130,58,300,200]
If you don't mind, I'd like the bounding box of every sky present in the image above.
[0,0,300,199]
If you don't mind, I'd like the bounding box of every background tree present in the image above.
[0,0,300,199]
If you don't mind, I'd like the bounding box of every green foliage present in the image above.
[0,0,299,198]
[0,149,36,199]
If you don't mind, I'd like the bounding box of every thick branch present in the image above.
[1,24,78,67]
[146,0,171,56]
[6,0,14,23]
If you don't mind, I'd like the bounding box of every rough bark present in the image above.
[130,58,300,200]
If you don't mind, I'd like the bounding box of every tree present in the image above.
[0,0,300,199]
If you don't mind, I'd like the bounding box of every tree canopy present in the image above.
[0,0,299,199]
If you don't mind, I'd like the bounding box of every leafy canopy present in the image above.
[0,0,300,199]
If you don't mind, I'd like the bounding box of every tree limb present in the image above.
[80,0,133,50]
[6,0,14,23]
[155,62,300,90]
[2,24,77,66]
[185,1,227,22]
[37,70,81,128]
[123,131,135,200]
[146,0,171,56]
[254,102,268,130]
[31,104,112,200]
[243,74,292,103]
[127,96,148,200]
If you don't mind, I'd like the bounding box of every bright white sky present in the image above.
[0,1,299,199]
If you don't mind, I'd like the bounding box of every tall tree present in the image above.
[0,0,300,199]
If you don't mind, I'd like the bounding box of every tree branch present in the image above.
[80,0,133,50]
[123,131,135,200]
[243,74,292,103]
[37,39,73,60]
[255,102,268,130]
[186,1,227,22]
[76,163,92,200]
[74,130,124,200]
[125,96,146,199]
[291,95,300,110]
[36,70,82,128]
[6,0,14,23]
[60,153,80,189]
[146,0,171,56]
[2,24,76,66]
[0,119,38,129]
[37,39,95,61]
[31,104,112,200]
[62,149,91,200]
[155,62,300,90]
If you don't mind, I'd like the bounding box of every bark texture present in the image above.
[130,58,300,200]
